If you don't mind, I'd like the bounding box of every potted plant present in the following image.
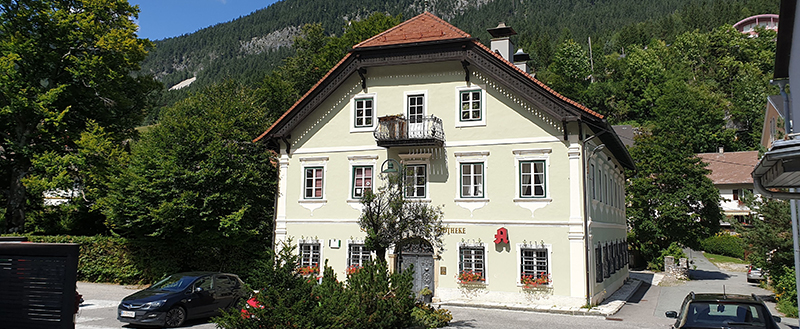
[297,264,319,276]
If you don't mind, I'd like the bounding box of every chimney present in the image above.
[487,23,517,62]
[513,48,530,73]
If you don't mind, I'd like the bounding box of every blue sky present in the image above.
[130,0,280,41]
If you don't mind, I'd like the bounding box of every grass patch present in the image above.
[703,252,747,265]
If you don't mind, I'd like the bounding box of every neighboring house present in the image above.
[733,14,779,36]
[760,95,786,150]
[698,150,761,229]
[254,13,635,308]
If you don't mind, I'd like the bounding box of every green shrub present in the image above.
[700,233,744,259]
[215,242,418,329]
[773,265,798,318]
[648,242,686,271]
[411,303,452,328]
[13,234,270,284]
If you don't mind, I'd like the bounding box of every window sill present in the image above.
[455,121,486,128]
[454,198,489,202]
[513,198,552,202]
[350,127,375,133]
[405,198,432,203]
[299,199,327,204]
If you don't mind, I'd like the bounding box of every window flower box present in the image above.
[346,265,361,276]
[521,273,551,289]
[457,270,485,285]
[297,264,319,276]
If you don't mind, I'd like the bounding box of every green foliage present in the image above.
[16,234,269,284]
[215,243,418,329]
[411,303,453,328]
[101,80,276,244]
[700,233,744,259]
[359,172,446,261]
[626,132,721,267]
[739,198,792,278]
[649,242,686,271]
[1,0,159,232]
[773,265,798,318]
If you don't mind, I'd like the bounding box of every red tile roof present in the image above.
[353,12,472,48]
[697,151,760,185]
[254,12,604,142]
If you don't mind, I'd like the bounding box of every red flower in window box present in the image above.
[521,273,551,288]
[297,264,319,276]
[346,265,362,276]
[457,270,484,284]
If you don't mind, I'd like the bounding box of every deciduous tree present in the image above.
[0,0,157,232]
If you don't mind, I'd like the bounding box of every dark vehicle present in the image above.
[665,292,781,329]
[118,272,247,327]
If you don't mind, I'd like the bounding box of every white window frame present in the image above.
[513,149,551,201]
[399,153,431,201]
[516,242,552,287]
[298,239,322,269]
[350,93,377,133]
[346,241,372,268]
[347,155,378,203]
[455,86,486,127]
[404,91,428,125]
[458,242,487,284]
[298,157,328,212]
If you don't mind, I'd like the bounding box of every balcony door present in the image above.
[407,94,425,139]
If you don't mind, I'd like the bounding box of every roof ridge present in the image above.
[353,12,471,49]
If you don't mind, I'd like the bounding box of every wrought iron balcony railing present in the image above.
[374,115,445,148]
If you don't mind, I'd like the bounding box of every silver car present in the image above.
[747,266,765,283]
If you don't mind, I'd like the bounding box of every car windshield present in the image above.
[148,274,197,292]
[682,302,772,328]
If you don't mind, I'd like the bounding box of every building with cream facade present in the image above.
[253,13,635,307]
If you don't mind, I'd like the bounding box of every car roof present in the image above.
[168,271,231,279]
[689,292,763,303]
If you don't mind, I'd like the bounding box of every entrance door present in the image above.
[407,94,425,139]
[396,239,434,302]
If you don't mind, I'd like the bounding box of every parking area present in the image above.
[75,282,216,329]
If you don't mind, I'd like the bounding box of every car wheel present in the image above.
[165,306,186,328]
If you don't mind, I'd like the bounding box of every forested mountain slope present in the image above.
[139,0,778,112]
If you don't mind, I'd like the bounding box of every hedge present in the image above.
[7,235,269,284]
[700,233,745,259]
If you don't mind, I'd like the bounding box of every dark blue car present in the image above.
[117,272,247,327]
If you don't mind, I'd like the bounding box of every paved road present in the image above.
[76,251,798,329]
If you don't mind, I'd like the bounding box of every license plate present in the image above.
[120,310,135,318]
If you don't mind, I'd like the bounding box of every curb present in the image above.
[435,278,644,318]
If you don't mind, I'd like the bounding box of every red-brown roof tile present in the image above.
[697,151,760,185]
[254,12,604,142]
[354,12,471,49]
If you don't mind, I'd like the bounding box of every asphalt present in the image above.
[440,249,800,329]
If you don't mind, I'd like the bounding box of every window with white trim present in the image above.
[352,166,373,199]
[348,244,371,267]
[459,246,485,281]
[304,167,323,199]
[521,248,549,281]
[460,162,484,198]
[404,164,427,198]
[299,242,320,268]
[459,90,482,121]
[520,160,546,198]
[354,97,374,128]
[598,168,603,202]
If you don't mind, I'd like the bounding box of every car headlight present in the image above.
[141,300,167,310]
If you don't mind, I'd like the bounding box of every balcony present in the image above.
[374,115,445,148]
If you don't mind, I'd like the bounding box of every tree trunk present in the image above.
[375,246,387,264]
[5,157,29,233]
